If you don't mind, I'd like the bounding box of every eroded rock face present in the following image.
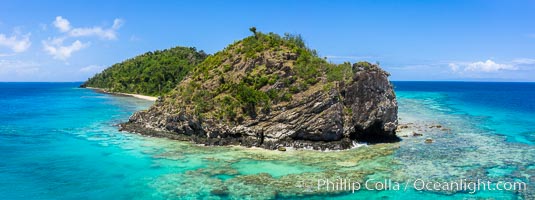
[121,64,398,150]
[343,66,398,143]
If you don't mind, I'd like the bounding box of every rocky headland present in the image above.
[109,31,399,150]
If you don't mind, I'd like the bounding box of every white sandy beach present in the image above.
[85,87,158,101]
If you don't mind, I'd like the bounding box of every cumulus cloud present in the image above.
[449,63,460,72]
[69,26,118,40]
[42,37,89,60]
[52,16,124,40]
[0,32,31,52]
[53,16,71,32]
[449,60,517,72]
[43,16,123,59]
[112,19,123,29]
[465,60,516,72]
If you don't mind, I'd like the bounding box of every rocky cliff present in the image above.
[120,31,398,150]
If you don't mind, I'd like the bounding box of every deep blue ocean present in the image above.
[394,82,535,145]
[0,82,533,199]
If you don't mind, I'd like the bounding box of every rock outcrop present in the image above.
[120,32,398,150]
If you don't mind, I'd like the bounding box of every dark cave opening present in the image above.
[350,120,400,144]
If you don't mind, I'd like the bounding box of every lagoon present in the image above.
[0,82,533,199]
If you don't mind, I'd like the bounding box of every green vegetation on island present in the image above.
[164,29,375,122]
[121,28,398,151]
[83,28,383,123]
[81,46,207,96]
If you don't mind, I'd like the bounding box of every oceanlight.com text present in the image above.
[297,178,527,194]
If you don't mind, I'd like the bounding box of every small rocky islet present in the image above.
[83,29,398,150]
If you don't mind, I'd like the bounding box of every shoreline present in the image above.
[84,87,158,101]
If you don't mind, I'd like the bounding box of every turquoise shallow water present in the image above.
[0,82,533,199]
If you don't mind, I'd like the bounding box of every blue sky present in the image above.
[1,0,534,82]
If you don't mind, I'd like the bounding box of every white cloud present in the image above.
[52,16,124,40]
[465,60,516,72]
[43,16,123,59]
[53,16,71,32]
[325,55,376,61]
[449,59,517,72]
[79,65,103,73]
[112,19,123,29]
[0,59,40,76]
[69,27,118,40]
[129,35,141,41]
[42,37,89,60]
[512,58,535,65]
[0,32,31,52]
[0,53,15,57]
[449,63,460,72]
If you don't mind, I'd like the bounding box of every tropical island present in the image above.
[82,29,398,150]
[3,1,535,199]
[81,46,207,96]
